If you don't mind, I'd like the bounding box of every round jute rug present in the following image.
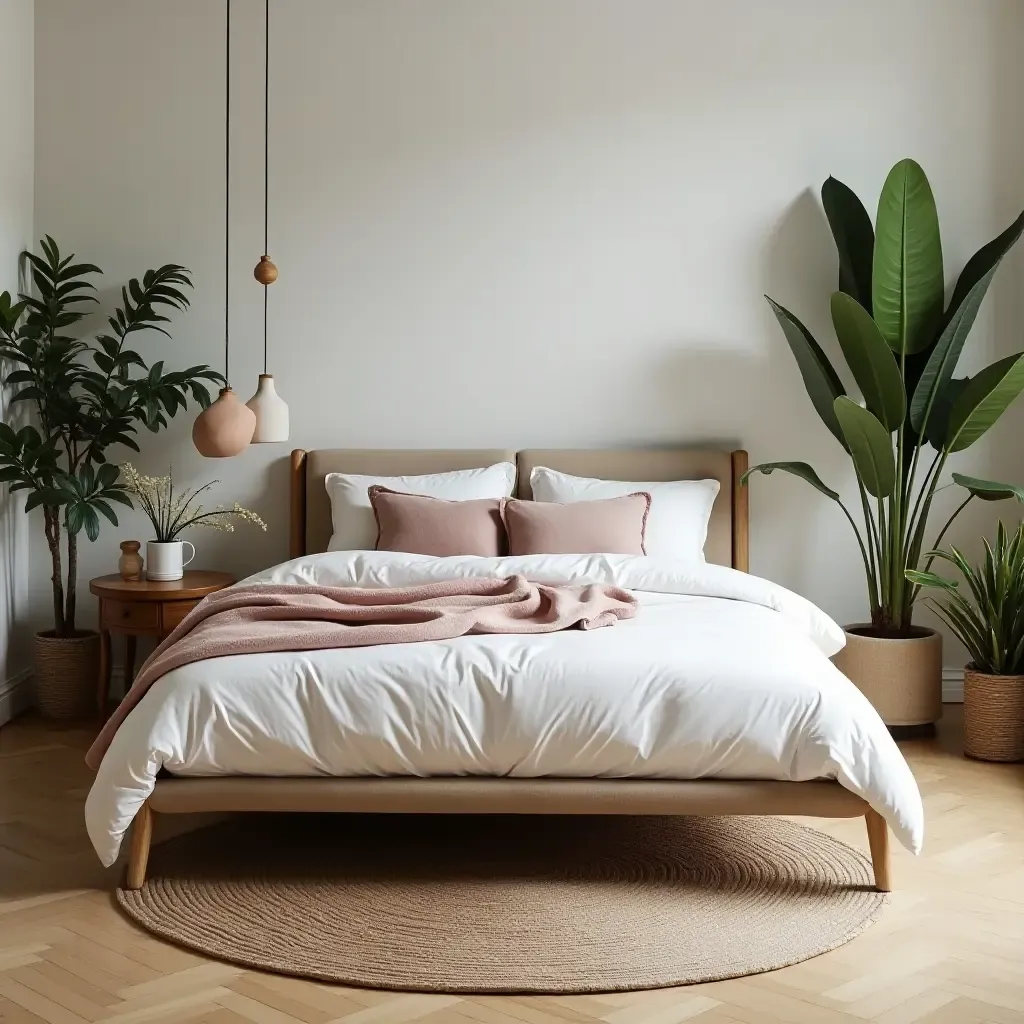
[116,813,886,993]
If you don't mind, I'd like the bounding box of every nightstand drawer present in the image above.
[101,599,160,631]
[161,599,201,633]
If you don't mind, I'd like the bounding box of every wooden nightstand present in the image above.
[90,570,236,717]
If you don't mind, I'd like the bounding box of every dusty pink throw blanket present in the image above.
[86,575,636,769]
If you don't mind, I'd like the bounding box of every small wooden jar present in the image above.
[118,540,144,581]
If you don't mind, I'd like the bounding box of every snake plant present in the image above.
[745,159,1024,636]
[907,522,1024,674]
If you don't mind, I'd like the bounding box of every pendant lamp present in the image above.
[193,0,256,458]
[247,0,289,442]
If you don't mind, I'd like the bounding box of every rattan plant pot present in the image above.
[34,629,99,720]
[963,666,1024,762]
[832,625,942,727]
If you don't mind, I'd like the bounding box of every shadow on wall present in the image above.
[742,188,869,618]
[985,0,1024,511]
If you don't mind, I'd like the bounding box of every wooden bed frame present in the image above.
[127,447,890,892]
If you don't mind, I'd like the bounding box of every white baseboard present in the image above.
[943,666,964,703]
[0,669,33,726]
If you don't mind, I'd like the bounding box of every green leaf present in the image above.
[905,569,959,591]
[829,291,904,429]
[57,262,102,280]
[10,386,43,403]
[189,381,212,409]
[104,489,134,508]
[872,158,944,356]
[742,461,840,501]
[821,176,874,313]
[925,375,969,450]
[765,296,848,448]
[92,499,119,527]
[952,473,1024,502]
[946,353,1024,452]
[834,396,896,497]
[64,503,84,535]
[911,211,1024,433]
[82,505,100,541]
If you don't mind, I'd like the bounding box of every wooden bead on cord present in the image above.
[254,254,278,285]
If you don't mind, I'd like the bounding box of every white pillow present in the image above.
[529,467,720,561]
[326,462,517,551]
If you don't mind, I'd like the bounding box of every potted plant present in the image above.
[908,523,1024,760]
[120,463,266,580]
[0,237,224,718]
[745,159,1024,729]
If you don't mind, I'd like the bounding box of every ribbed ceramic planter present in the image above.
[34,629,99,720]
[832,625,942,726]
[963,666,1024,762]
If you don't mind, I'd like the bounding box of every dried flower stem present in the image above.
[121,463,267,541]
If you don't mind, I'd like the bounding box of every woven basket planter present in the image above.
[963,666,1024,762]
[34,630,99,720]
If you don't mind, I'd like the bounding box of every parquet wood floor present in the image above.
[2,707,1022,1024]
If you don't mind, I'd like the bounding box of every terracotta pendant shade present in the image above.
[246,373,289,443]
[192,387,256,458]
[193,0,251,459]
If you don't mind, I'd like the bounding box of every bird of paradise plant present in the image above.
[745,159,1024,637]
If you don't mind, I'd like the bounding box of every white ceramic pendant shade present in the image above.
[193,386,256,458]
[246,373,289,442]
[248,0,289,443]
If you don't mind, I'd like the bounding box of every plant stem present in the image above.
[889,347,907,627]
[64,529,77,633]
[904,459,973,620]
[876,493,893,629]
[905,449,942,545]
[167,480,218,538]
[43,506,65,635]
[839,499,878,618]
[857,480,882,609]
[926,494,974,567]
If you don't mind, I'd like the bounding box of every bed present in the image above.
[87,447,923,892]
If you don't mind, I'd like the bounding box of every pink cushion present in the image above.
[504,493,651,555]
[369,486,505,557]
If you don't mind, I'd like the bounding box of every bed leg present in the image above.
[126,800,154,890]
[865,809,890,892]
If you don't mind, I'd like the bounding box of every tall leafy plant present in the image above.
[745,160,1024,636]
[0,237,224,637]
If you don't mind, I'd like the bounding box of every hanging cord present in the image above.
[263,0,269,374]
[224,0,231,383]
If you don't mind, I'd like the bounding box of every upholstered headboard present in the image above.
[290,448,749,569]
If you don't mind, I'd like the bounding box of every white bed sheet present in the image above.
[85,552,924,865]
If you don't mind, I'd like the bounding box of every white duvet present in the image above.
[86,552,924,864]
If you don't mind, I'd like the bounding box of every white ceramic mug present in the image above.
[146,540,195,581]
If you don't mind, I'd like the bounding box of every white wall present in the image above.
[0,0,33,724]
[31,0,1024,668]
